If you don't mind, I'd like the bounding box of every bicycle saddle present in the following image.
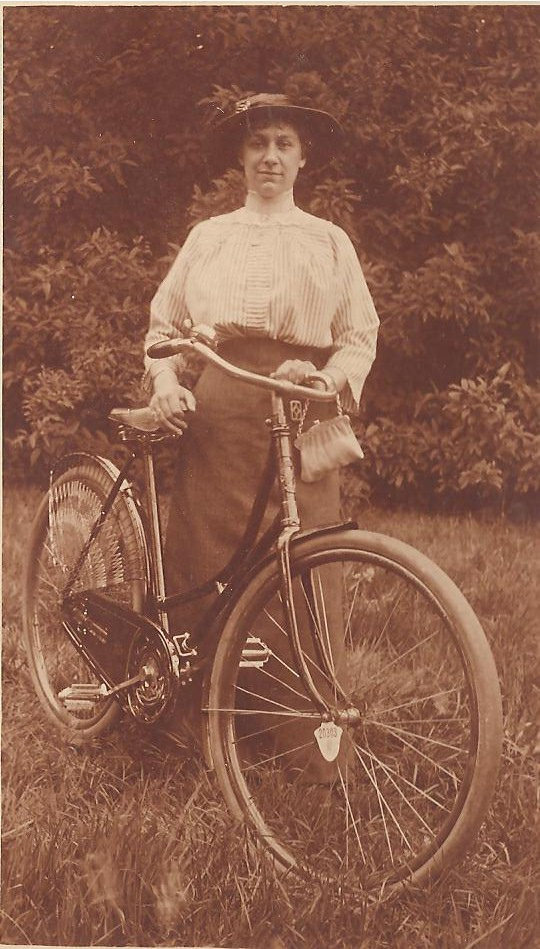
[109,407,159,432]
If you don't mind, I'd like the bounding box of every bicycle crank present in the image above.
[61,590,181,722]
[57,668,150,709]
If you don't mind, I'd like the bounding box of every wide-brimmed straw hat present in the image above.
[207,92,344,171]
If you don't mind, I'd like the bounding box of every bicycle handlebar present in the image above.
[146,334,338,402]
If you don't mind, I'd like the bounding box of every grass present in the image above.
[2,483,539,947]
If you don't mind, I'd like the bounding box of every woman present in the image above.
[144,93,379,776]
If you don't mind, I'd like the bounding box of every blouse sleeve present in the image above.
[142,222,203,393]
[324,226,379,414]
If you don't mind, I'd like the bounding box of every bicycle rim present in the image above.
[207,532,502,895]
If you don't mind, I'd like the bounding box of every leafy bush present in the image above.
[5,230,153,471]
[3,6,539,511]
[359,363,539,510]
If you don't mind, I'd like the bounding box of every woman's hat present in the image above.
[207,93,344,170]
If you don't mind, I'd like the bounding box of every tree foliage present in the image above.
[4,5,539,509]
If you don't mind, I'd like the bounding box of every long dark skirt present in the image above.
[164,338,348,781]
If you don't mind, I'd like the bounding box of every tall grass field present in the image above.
[2,485,538,947]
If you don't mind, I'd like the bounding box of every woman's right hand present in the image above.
[149,374,196,434]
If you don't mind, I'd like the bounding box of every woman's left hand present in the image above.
[271,360,317,385]
[271,361,347,393]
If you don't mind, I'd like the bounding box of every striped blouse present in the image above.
[144,197,379,412]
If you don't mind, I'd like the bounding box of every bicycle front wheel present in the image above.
[206,530,503,895]
[22,459,148,739]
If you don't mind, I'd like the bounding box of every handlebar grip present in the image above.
[147,324,218,360]
[304,371,337,394]
[146,340,182,359]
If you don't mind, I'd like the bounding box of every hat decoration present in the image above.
[207,92,343,170]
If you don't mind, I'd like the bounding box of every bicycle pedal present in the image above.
[58,683,105,710]
[240,636,270,668]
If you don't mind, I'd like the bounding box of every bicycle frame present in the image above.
[58,353,352,712]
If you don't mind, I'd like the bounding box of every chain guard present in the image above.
[62,590,180,723]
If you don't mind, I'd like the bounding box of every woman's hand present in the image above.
[271,361,347,393]
[150,374,196,434]
[270,360,318,385]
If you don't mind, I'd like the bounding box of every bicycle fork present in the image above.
[270,393,349,717]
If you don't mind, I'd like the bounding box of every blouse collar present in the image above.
[242,189,297,224]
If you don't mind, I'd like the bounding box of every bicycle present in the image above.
[22,323,503,899]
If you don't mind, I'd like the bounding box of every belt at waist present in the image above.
[216,336,331,376]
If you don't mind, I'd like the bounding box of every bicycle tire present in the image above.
[206,529,503,895]
[22,459,148,740]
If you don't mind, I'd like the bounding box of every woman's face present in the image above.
[239,122,306,198]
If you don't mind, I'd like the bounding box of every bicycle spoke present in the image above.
[377,723,461,781]
[353,746,396,863]
[363,735,438,837]
[257,666,311,703]
[34,571,62,595]
[337,763,366,865]
[235,684,311,716]
[241,739,315,773]
[387,717,468,726]
[267,648,301,680]
[366,719,466,755]
[354,744,413,857]
[341,760,350,869]
[294,581,341,691]
[263,607,287,637]
[344,578,361,652]
[373,687,461,718]
[43,541,64,564]
[315,569,338,700]
[303,646,338,691]
[298,566,343,701]
[351,736,450,812]
[299,570,335,687]
[344,755,350,869]
[265,601,339,691]
[232,715,307,744]
[362,629,439,694]
[204,706,320,719]
[369,585,406,654]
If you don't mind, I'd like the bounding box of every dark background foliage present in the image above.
[4,5,539,511]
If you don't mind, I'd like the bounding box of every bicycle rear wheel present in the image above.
[206,530,503,896]
[22,459,148,739]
